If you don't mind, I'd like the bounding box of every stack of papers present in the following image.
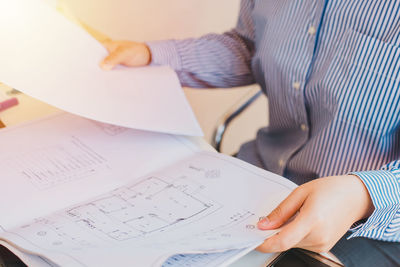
[0,113,296,266]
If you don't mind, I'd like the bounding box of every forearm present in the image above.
[148,30,254,88]
[147,0,255,88]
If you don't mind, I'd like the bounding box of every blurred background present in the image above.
[45,0,270,154]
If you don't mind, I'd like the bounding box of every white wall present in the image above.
[63,0,240,40]
[61,0,268,154]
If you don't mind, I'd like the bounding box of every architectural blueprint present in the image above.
[38,176,221,244]
[0,151,296,267]
[0,112,297,267]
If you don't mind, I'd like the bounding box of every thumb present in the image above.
[258,187,307,230]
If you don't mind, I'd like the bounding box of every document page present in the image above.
[0,242,257,267]
[0,113,199,230]
[0,152,297,267]
[0,0,202,136]
[0,241,253,267]
[161,247,255,267]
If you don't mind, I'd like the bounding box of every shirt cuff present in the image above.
[348,170,400,241]
[146,40,182,70]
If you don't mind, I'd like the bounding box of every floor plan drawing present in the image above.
[16,176,223,248]
[65,177,220,241]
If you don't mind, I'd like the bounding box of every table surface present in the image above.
[0,84,277,267]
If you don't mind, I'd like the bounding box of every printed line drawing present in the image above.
[23,176,222,246]
[64,177,219,240]
[1,136,108,190]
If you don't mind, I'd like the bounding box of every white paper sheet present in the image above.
[0,112,200,230]
[161,247,256,267]
[0,152,297,267]
[0,0,202,136]
[0,240,256,267]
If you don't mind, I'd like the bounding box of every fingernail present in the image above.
[257,217,270,229]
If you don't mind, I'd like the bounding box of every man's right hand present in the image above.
[100,40,151,70]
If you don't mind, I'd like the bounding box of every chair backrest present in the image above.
[212,90,263,153]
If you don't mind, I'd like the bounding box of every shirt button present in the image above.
[292,82,301,90]
[278,159,285,167]
[308,26,317,35]
[301,124,308,131]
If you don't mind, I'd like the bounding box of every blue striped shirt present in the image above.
[148,0,400,242]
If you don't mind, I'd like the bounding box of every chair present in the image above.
[211,89,263,153]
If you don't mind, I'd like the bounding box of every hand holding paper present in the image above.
[101,40,152,70]
[0,0,202,136]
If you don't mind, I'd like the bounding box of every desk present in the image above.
[0,85,277,267]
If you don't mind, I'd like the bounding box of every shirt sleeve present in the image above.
[349,161,400,242]
[146,0,256,88]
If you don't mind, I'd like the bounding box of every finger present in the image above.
[100,48,127,70]
[101,39,116,52]
[258,187,307,230]
[257,205,314,253]
[294,225,328,249]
